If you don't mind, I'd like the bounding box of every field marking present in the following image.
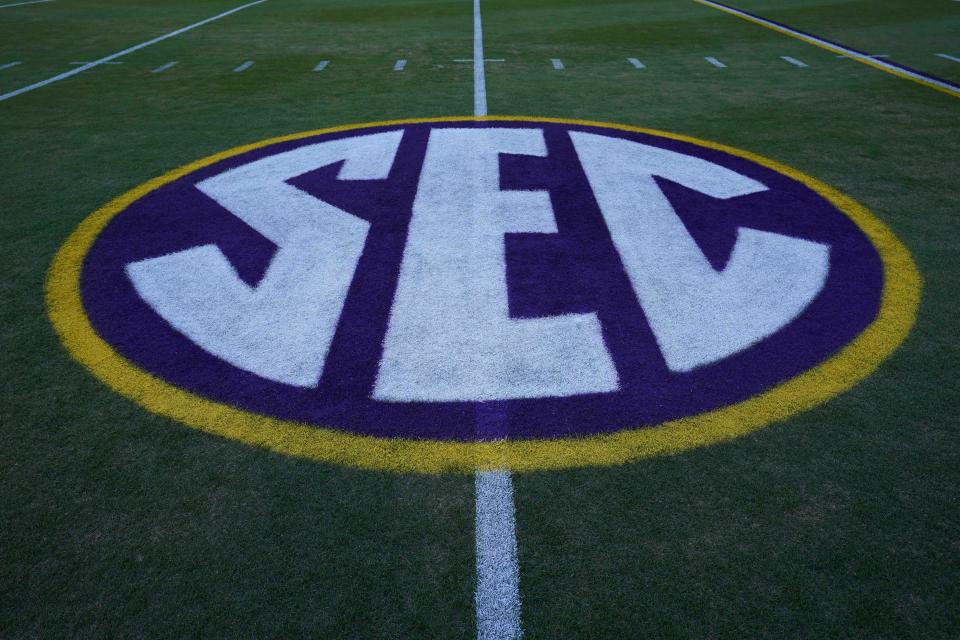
[152,61,178,73]
[0,0,269,103]
[393,58,407,71]
[627,57,646,69]
[475,470,522,640]
[473,0,487,115]
[837,53,889,59]
[70,61,123,65]
[0,0,53,8]
[313,60,330,71]
[551,58,565,70]
[0,61,22,71]
[473,2,521,638]
[936,53,960,63]
[234,60,254,72]
[705,56,727,68]
[781,55,808,67]
[693,0,960,98]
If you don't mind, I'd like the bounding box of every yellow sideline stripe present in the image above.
[692,0,960,99]
[46,116,922,474]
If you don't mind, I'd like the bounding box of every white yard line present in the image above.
[705,56,727,68]
[627,57,646,69]
[0,0,268,103]
[0,61,22,71]
[472,3,522,637]
[551,58,564,70]
[70,61,123,65]
[0,0,53,9]
[313,60,330,71]
[233,60,254,72]
[151,61,178,73]
[693,0,960,98]
[473,0,487,115]
[781,55,808,67]
[936,53,960,63]
[475,470,523,640]
[393,58,407,71]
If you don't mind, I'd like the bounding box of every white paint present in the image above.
[936,53,960,63]
[475,470,522,640]
[627,57,646,69]
[393,58,407,71]
[551,58,564,70]
[69,61,123,65]
[127,130,404,387]
[781,55,808,67]
[473,0,487,116]
[151,61,178,73]
[0,61,22,71]
[571,131,830,372]
[313,60,330,71]
[0,0,269,102]
[705,56,727,68]
[233,60,254,72]
[469,6,522,640]
[695,0,960,94]
[0,0,52,8]
[374,127,618,401]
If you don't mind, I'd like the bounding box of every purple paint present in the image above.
[80,120,883,442]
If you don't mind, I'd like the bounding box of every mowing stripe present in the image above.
[627,57,646,69]
[0,0,53,8]
[781,55,808,68]
[473,0,487,115]
[705,56,726,68]
[393,58,407,71]
[0,0,268,103]
[313,60,330,71]
[473,3,521,638]
[936,53,960,64]
[151,61,178,73]
[0,61,22,71]
[233,60,254,72]
[475,469,522,640]
[693,0,960,98]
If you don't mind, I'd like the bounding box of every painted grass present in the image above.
[1,0,958,637]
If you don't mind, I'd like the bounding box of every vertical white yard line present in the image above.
[0,0,268,102]
[473,0,487,115]
[393,58,407,71]
[234,60,254,72]
[472,3,521,637]
[936,53,960,63]
[551,58,564,70]
[313,60,330,71]
[0,61,22,71]
[627,57,645,69]
[0,0,53,9]
[705,56,727,68]
[475,470,522,640]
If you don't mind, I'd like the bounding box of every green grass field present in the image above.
[1,0,958,637]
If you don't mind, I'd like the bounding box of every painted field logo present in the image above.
[48,117,920,472]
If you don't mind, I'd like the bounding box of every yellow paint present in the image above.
[692,0,960,99]
[46,116,922,474]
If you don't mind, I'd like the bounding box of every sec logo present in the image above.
[47,117,920,472]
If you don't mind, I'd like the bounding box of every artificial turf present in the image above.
[1,0,958,637]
